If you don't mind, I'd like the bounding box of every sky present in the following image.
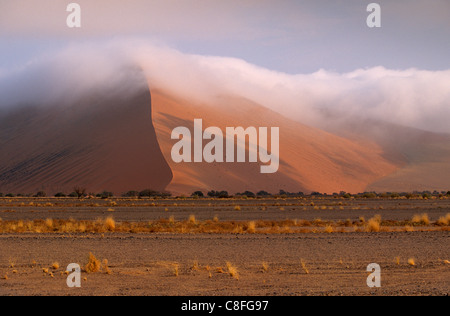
[0,1,449,134]
[0,0,449,73]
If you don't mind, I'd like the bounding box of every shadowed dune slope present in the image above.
[0,87,172,195]
[333,119,450,193]
[151,90,400,195]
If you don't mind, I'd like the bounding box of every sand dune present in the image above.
[2,71,450,196]
[337,120,450,192]
[151,90,399,195]
[0,86,172,195]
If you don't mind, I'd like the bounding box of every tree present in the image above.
[74,186,86,199]
[191,191,204,197]
[35,191,47,197]
[123,191,139,198]
[99,191,113,199]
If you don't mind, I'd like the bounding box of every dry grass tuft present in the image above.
[104,217,116,231]
[173,264,179,277]
[261,262,269,273]
[45,218,53,229]
[85,253,101,273]
[191,260,200,271]
[246,221,256,234]
[436,214,450,226]
[324,225,334,234]
[395,257,401,265]
[234,206,241,211]
[408,258,416,266]
[102,259,112,275]
[366,216,381,232]
[188,215,197,225]
[51,262,60,270]
[300,259,309,274]
[226,262,239,280]
[412,213,430,225]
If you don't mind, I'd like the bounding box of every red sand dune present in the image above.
[151,90,399,195]
[2,75,450,196]
[0,88,172,195]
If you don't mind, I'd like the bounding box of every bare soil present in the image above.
[0,198,449,296]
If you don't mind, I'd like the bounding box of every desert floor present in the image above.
[0,197,449,296]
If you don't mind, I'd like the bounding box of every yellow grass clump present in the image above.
[188,215,197,225]
[412,213,430,225]
[246,221,256,234]
[436,214,450,226]
[226,262,239,280]
[173,264,179,277]
[408,258,416,266]
[102,259,112,275]
[85,253,101,273]
[366,215,381,232]
[45,218,53,229]
[301,259,309,274]
[324,225,334,234]
[104,217,116,231]
[261,262,269,273]
[51,262,60,270]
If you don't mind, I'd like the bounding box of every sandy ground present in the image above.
[1,232,448,296]
[2,198,450,222]
[0,198,449,296]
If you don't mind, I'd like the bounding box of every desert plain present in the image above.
[0,196,449,296]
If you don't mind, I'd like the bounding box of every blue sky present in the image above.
[0,0,449,73]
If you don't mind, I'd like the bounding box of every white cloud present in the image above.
[1,40,450,134]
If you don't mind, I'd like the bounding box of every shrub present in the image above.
[237,191,256,198]
[122,191,139,197]
[191,191,204,197]
[35,191,47,197]
[99,191,113,199]
[207,190,230,198]
[139,189,171,198]
[54,192,66,197]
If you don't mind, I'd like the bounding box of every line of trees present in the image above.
[1,189,450,199]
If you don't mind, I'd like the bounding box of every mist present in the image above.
[1,40,449,134]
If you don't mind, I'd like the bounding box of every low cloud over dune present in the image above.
[1,40,449,134]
